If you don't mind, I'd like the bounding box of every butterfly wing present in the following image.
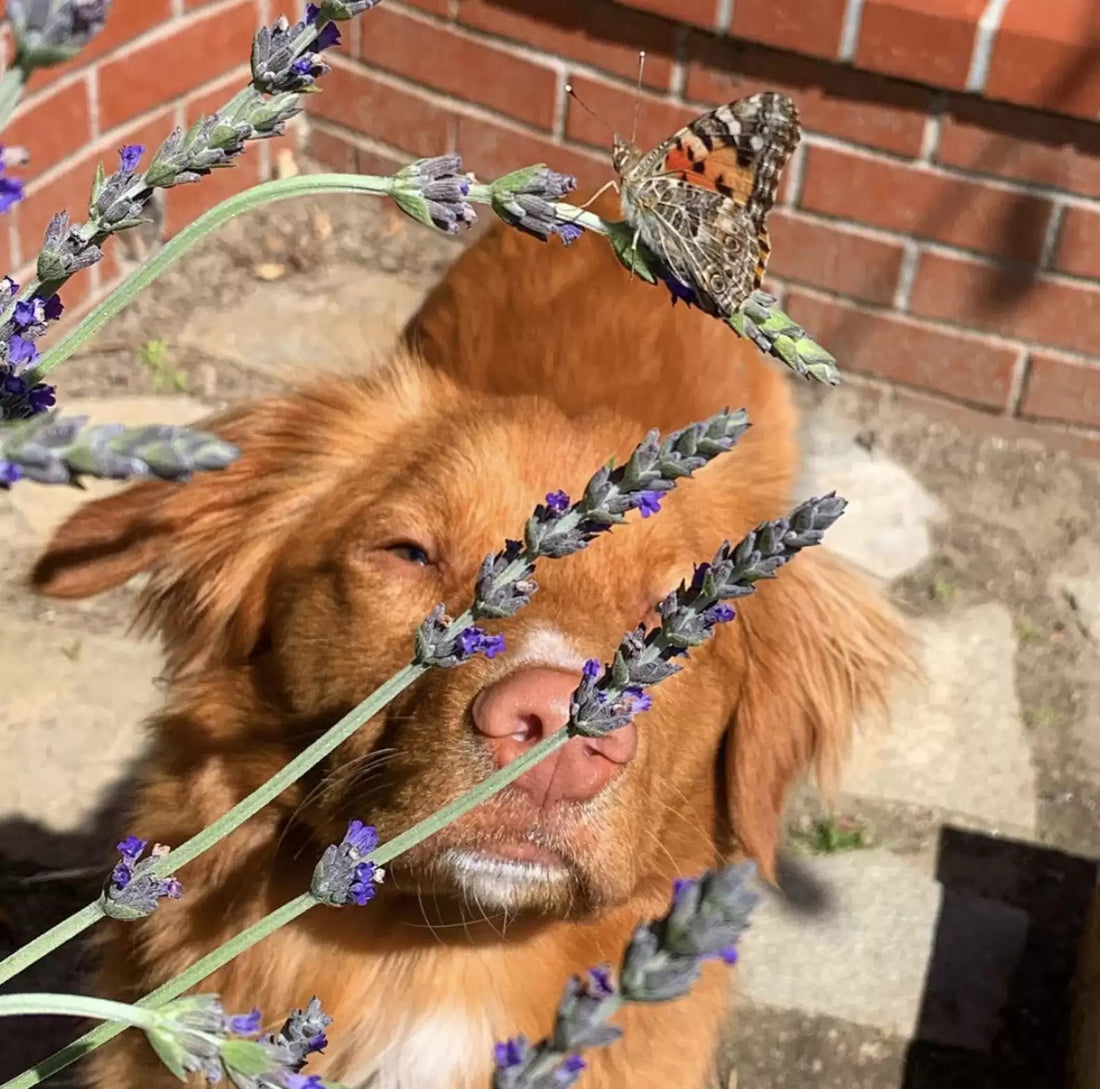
[620,92,800,314]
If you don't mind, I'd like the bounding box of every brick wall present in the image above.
[9,0,1100,451]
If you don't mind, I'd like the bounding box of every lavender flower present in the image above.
[490,166,584,244]
[36,209,104,281]
[310,820,384,907]
[492,863,758,1087]
[251,6,344,95]
[149,994,334,1089]
[0,412,241,483]
[414,604,507,668]
[620,862,760,1001]
[0,175,25,214]
[101,835,183,920]
[261,997,332,1071]
[568,493,847,737]
[393,155,477,235]
[9,0,111,69]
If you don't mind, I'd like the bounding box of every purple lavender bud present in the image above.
[0,176,25,214]
[228,1009,262,1035]
[631,491,662,518]
[545,490,570,513]
[342,819,379,855]
[261,996,332,1073]
[551,966,623,1052]
[0,461,21,487]
[285,1078,325,1089]
[393,155,477,235]
[101,838,184,920]
[27,383,56,414]
[311,20,341,51]
[490,165,584,245]
[8,335,38,367]
[13,298,44,327]
[311,819,383,907]
[582,659,600,680]
[43,293,63,320]
[117,143,144,173]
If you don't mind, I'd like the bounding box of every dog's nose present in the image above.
[472,667,638,806]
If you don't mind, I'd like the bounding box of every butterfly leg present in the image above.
[570,179,619,213]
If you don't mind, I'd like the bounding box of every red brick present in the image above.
[163,153,262,237]
[800,146,1055,263]
[306,124,358,173]
[357,7,557,130]
[766,211,906,305]
[308,60,454,158]
[855,0,984,89]
[986,0,1100,118]
[455,115,607,192]
[938,102,1100,199]
[5,78,91,184]
[683,33,931,156]
[1053,206,1100,280]
[0,215,13,281]
[1020,351,1100,428]
[97,0,257,132]
[26,0,174,93]
[729,0,848,60]
[456,0,674,89]
[910,250,1100,358]
[615,0,716,29]
[564,75,692,153]
[785,287,1019,409]
[401,0,452,12]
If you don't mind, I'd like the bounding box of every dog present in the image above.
[32,204,910,1089]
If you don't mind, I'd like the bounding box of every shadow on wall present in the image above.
[488,0,1100,316]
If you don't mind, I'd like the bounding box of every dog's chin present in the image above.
[422,844,580,915]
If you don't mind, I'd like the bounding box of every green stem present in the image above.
[0,662,423,988]
[28,173,397,385]
[0,994,157,1032]
[0,66,26,133]
[1,728,570,1089]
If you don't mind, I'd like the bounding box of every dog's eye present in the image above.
[384,542,432,566]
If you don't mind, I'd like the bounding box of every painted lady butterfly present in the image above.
[612,92,801,318]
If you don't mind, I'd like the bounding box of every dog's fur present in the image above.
[33,207,911,1089]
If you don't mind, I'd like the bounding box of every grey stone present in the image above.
[737,849,941,1035]
[842,603,1038,834]
[796,412,942,583]
[0,618,162,864]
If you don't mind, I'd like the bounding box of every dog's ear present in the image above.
[32,354,443,673]
[724,548,914,880]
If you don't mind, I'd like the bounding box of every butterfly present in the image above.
[610,92,801,318]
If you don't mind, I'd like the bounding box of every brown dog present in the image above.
[32,212,909,1089]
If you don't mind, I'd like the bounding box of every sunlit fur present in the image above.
[33,192,913,1089]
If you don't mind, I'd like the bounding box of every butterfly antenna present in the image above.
[630,51,646,144]
[565,83,613,136]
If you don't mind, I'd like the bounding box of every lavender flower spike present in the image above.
[0,413,241,483]
[311,820,384,907]
[101,836,182,920]
[620,861,760,1002]
[414,603,506,668]
[489,165,584,244]
[393,155,477,235]
[492,864,758,1087]
[568,492,846,737]
[149,993,334,1088]
[315,0,384,18]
